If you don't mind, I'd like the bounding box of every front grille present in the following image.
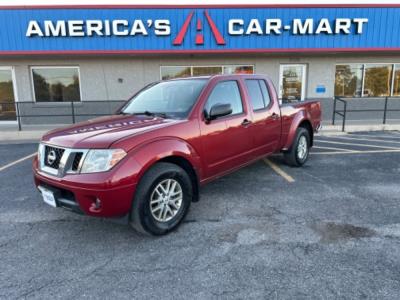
[71,152,83,172]
[39,144,88,177]
[44,146,65,169]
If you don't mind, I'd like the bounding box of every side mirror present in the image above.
[206,103,232,121]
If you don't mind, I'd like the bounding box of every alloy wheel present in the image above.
[149,179,183,222]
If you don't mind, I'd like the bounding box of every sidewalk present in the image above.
[321,123,400,135]
[1,121,400,142]
[0,124,60,143]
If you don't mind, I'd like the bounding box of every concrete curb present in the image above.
[319,124,400,136]
[0,130,46,142]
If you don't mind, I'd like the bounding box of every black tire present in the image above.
[130,162,192,236]
[283,127,311,167]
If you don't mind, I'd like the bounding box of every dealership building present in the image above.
[1,4,400,126]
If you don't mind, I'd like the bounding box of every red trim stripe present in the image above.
[0,47,400,56]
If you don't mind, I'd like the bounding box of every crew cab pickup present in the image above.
[33,74,321,235]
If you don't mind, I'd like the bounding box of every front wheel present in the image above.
[283,127,310,167]
[130,162,192,236]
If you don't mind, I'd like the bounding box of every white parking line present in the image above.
[315,140,400,150]
[319,135,400,144]
[348,133,400,140]
[312,149,400,155]
[313,145,357,152]
[263,158,295,183]
[0,152,37,172]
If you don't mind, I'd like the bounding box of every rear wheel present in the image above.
[130,162,192,236]
[283,127,310,167]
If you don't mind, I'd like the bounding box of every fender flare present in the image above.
[282,111,313,151]
[130,137,202,196]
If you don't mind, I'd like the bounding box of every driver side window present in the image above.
[204,81,243,117]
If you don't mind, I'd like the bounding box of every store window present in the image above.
[223,65,254,75]
[392,64,400,96]
[0,68,16,121]
[192,66,222,76]
[334,63,400,97]
[32,67,81,102]
[363,64,393,97]
[334,64,363,97]
[160,66,191,80]
[160,65,254,80]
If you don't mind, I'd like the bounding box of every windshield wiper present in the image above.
[132,111,168,118]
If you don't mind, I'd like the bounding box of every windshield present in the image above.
[122,79,207,119]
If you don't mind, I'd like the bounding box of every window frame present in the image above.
[30,66,83,103]
[202,79,246,121]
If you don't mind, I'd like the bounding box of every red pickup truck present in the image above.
[33,74,321,235]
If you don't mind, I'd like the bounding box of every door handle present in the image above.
[271,113,279,120]
[241,119,252,126]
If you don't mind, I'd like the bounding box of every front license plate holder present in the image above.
[38,186,57,208]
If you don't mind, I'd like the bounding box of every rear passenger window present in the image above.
[259,80,271,107]
[245,80,264,110]
[205,81,243,116]
[245,79,271,111]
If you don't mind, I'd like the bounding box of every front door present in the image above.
[279,64,306,101]
[199,80,253,178]
[0,67,17,121]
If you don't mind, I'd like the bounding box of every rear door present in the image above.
[199,79,254,178]
[244,78,281,156]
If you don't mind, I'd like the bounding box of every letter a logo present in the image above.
[173,10,226,46]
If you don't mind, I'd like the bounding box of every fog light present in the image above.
[89,197,102,213]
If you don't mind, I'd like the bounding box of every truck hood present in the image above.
[41,114,180,149]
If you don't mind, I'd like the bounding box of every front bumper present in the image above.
[33,156,139,217]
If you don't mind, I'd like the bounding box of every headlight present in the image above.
[80,149,127,173]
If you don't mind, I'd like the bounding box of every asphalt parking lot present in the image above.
[1,131,400,299]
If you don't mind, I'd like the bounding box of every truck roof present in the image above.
[164,74,265,82]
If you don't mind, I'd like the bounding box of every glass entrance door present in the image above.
[0,67,17,121]
[279,64,306,101]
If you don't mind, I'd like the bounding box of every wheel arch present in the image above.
[298,119,314,147]
[283,114,314,151]
[157,155,200,202]
[132,138,202,202]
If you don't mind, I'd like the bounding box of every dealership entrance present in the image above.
[0,67,17,122]
[279,64,307,101]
